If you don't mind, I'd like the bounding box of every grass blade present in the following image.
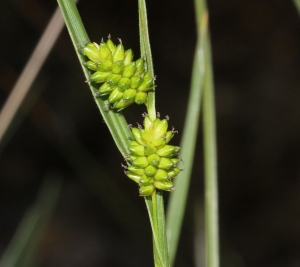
[202,32,219,267]
[0,5,66,153]
[138,0,156,121]
[166,9,208,267]
[195,0,220,265]
[57,0,132,156]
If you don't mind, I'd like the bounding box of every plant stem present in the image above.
[193,0,220,265]
[151,191,160,267]
[166,3,209,266]
[138,1,170,266]
[138,0,156,121]
[202,28,220,267]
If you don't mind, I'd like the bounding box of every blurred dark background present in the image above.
[1,0,300,266]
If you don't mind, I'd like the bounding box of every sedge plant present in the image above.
[57,0,181,266]
[57,0,219,266]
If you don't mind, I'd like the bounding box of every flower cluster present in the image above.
[82,36,154,111]
[124,114,181,196]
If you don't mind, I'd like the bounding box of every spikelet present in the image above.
[82,36,155,111]
[124,114,181,196]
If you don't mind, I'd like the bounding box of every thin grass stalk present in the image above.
[193,0,220,265]
[138,1,169,266]
[200,17,220,267]
[166,6,208,267]
[0,5,67,153]
[202,33,219,267]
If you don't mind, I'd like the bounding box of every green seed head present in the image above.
[83,38,156,111]
[125,115,182,195]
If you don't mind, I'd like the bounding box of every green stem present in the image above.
[193,0,220,265]
[145,195,164,267]
[138,0,156,121]
[166,3,208,266]
[202,26,220,267]
[151,191,160,267]
[138,1,169,266]
[152,191,158,235]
